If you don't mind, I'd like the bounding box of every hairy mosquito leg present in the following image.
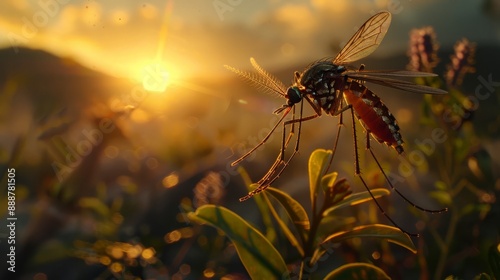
[280,105,297,162]
[259,102,320,188]
[325,108,344,174]
[240,103,319,201]
[367,144,448,213]
[348,106,361,175]
[240,150,286,201]
[257,117,294,187]
[243,116,319,200]
[365,127,371,150]
[348,107,419,237]
[231,106,292,167]
[358,176,419,237]
[257,104,299,186]
[257,156,282,185]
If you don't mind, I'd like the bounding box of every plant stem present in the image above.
[300,203,328,277]
[433,208,459,280]
[298,261,305,279]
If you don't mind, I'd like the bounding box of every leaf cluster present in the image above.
[189,149,417,279]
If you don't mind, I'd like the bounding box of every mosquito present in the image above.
[225,11,448,236]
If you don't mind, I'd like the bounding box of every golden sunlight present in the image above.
[141,63,171,92]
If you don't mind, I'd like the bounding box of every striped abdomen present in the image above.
[343,82,404,154]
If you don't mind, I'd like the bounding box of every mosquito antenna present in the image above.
[249,58,288,95]
[369,148,448,213]
[224,60,287,98]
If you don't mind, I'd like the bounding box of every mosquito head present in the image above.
[286,86,302,105]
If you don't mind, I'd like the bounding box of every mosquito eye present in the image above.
[287,87,302,104]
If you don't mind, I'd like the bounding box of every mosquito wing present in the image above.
[224,57,287,97]
[333,11,392,65]
[345,69,448,94]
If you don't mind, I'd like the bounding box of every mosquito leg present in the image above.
[348,107,419,237]
[292,96,306,154]
[257,154,282,184]
[257,106,298,185]
[333,102,357,173]
[240,103,319,201]
[348,107,361,175]
[257,117,293,187]
[365,128,371,150]
[324,97,347,174]
[357,176,419,237]
[240,155,284,201]
[367,142,448,213]
[231,106,292,166]
[280,105,297,161]
[263,99,318,182]
[246,113,319,199]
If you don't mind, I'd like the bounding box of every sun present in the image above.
[141,63,171,92]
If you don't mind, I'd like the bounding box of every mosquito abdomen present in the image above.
[344,82,404,154]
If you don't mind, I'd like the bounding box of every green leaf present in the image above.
[322,224,417,253]
[323,188,390,216]
[473,273,492,280]
[238,167,277,242]
[79,197,110,217]
[420,94,436,126]
[266,187,310,240]
[262,191,304,256]
[324,262,391,280]
[429,190,452,206]
[188,205,288,279]
[468,149,495,183]
[488,243,500,280]
[309,149,332,212]
[316,215,356,242]
[321,172,338,192]
[459,204,476,217]
[248,182,277,242]
[312,215,356,263]
[434,180,448,191]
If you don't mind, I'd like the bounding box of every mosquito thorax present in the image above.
[286,86,302,105]
[299,61,346,86]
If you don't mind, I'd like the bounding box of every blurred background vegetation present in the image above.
[0,0,499,279]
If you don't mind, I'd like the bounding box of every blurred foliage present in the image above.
[72,183,160,279]
[188,149,416,279]
[408,27,499,280]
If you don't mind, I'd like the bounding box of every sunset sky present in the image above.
[0,0,498,85]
